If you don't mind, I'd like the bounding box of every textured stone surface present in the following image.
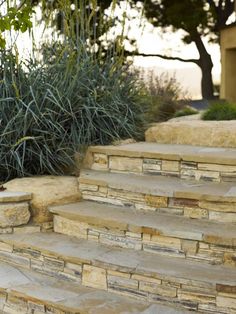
[0,202,30,227]
[109,156,143,172]
[145,120,236,148]
[79,169,236,204]
[0,262,190,314]
[5,176,81,223]
[86,142,236,165]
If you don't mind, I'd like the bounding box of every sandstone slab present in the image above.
[5,176,81,223]
[145,120,236,148]
[0,202,30,228]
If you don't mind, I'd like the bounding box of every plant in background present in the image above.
[174,106,198,118]
[0,0,145,181]
[202,102,236,120]
[142,71,190,124]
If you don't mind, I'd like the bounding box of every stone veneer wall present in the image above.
[91,153,236,182]
[0,240,235,313]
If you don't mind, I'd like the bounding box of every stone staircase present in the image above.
[0,138,236,313]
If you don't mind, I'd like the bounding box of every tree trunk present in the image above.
[193,34,214,99]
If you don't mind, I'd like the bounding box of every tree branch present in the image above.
[133,52,200,65]
[206,0,217,10]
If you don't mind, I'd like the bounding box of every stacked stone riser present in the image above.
[53,214,236,267]
[2,291,75,314]
[79,183,236,223]
[0,241,235,313]
[90,153,236,183]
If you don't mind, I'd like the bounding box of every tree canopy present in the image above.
[0,0,34,48]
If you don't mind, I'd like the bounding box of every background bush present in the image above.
[142,71,190,123]
[202,102,236,120]
[0,46,145,182]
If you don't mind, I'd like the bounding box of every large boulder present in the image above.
[145,120,236,148]
[5,176,81,223]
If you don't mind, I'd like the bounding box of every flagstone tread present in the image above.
[79,170,236,202]
[87,142,236,165]
[1,232,236,287]
[0,191,32,203]
[0,262,187,314]
[49,201,236,243]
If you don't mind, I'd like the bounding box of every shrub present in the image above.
[202,102,236,120]
[0,46,144,182]
[142,71,190,123]
[174,107,198,118]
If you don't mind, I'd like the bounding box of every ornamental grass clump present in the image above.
[202,102,236,120]
[0,45,144,181]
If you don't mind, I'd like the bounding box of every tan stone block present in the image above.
[143,283,177,298]
[224,253,236,267]
[13,226,41,234]
[181,169,220,182]
[162,160,179,172]
[184,207,208,219]
[216,284,236,294]
[108,275,138,290]
[5,176,81,223]
[0,203,30,228]
[198,163,236,172]
[131,274,161,284]
[145,120,236,148]
[209,211,236,223]
[199,201,236,213]
[151,235,181,250]
[216,294,236,309]
[170,198,199,209]
[99,186,108,194]
[144,195,168,208]
[92,153,108,170]
[108,189,145,204]
[143,159,161,173]
[182,240,198,255]
[82,265,107,289]
[53,215,88,238]
[203,235,233,246]
[65,262,82,273]
[199,243,209,249]
[178,289,215,304]
[126,232,142,239]
[109,156,142,172]
[107,270,130,279]
[79,183,98,192]
[139,281,161,294]
[142,234,151,242]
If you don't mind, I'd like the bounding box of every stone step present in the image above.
[85,142,236,182]
[0,261,187,314]
[145,120,236,148]
[49,201,236,267]
[0,232,235,313]
[79,169,236,223]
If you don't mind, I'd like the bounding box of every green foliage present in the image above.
[143,72,189,123]
[0,1,34,48]
[0,45,144,182]
[174,107,198,118]
[202,102,236,120]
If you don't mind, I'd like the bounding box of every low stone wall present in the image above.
[145,120,236,148]
[90,153,236,182]
[54,215,236,267]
